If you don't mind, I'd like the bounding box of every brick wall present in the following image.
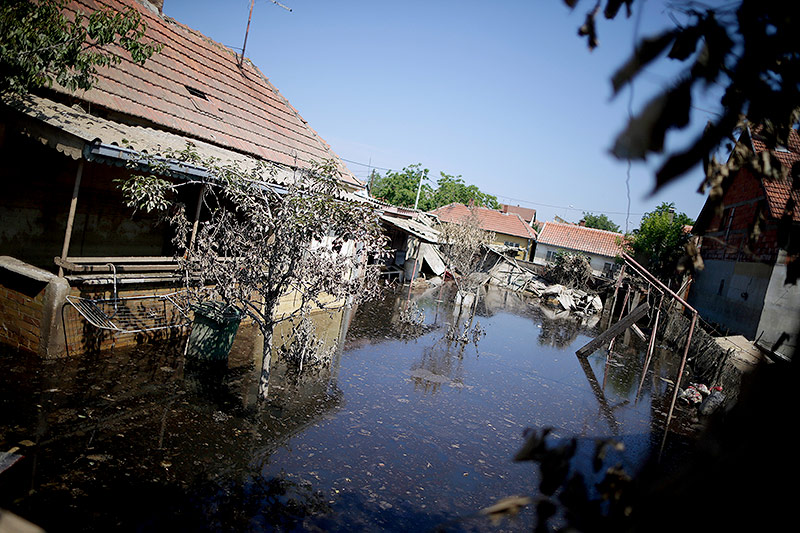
[61,282,339,356]
[62,283,190,355]
[0,276,46,353]
[700,167,781,264]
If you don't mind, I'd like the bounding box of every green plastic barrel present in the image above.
[185,302,243,364]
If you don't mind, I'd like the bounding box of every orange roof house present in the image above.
[429,203,537,261]
[689,126,800,358]
[500,204,536,225]
[533,221,624,278]
[19,0,363,190]
[0,0,364,357]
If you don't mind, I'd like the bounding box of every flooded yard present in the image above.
[1,285,693,531]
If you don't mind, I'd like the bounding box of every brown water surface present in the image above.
[0,285,691,531]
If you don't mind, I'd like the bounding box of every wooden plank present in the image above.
[55,257,179,273]
[66,256,176,263]
[577,302,650,357]
[630,323,648,342]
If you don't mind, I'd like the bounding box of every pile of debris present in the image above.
[678,383,726,416]
[484,250,604,316]
[541,284,603,315]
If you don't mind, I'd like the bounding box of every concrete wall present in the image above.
[756,250,800,357]
[688,258,772,338]
[532,243,616,277]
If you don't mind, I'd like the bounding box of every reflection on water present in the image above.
[0,285,691,531]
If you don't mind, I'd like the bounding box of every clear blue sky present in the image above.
[163,0,726,232]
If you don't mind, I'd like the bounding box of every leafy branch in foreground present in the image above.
[570,0,799,191]
[120,144,386,399]
[0,0,162,95]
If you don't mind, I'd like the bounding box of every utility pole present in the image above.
[413,170,424,210]
[366,157,373,194]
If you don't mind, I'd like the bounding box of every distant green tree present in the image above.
[627,202,694,281]
[582,212,620,232]
[370,165,499,211]
[0,0,161,95]
[430,172,500,210]
[369,164,432,209]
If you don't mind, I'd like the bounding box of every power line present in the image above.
[340,157,396,172]
[488,194,646,217]
[341,156,647,218]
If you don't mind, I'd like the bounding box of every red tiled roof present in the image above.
[749,128,800,222]
[537,221,624,258]
[429,203,537,240]
[55,0,362,188]
[500,204,536,223]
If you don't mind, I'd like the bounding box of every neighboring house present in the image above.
[429,203,537,261]
[533,221,624,277]
[0,0,364,356]
[376,203,443,282]
[500,204,536,225]
[689,127,800,359]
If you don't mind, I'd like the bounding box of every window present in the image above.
[504,241,519,248]
[184,85,218,117]
[185,85,209,100]
[545,250,555,262]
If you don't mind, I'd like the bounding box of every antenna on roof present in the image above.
[239,0,293,67]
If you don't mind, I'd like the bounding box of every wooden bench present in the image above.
[54,256,181,285]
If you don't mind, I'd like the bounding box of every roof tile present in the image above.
[537,222,624,258]
[749,128,800,222]
[429,203,537,240]
[56,0,362,188]
[500,204,536,224]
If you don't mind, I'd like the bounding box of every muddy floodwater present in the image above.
[1,285,693,531]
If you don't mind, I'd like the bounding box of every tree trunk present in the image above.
[466,288,479,331]
[258,324,274,399]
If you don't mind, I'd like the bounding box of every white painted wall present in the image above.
[688,259,771,339]
[756,250,800,358]
[532,243,617,277]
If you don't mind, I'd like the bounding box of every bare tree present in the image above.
[436,208,494,341]
[120,144,386,399]
[438,209,494,296]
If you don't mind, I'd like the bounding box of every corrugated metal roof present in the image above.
[7,94,369,204]
[380,214,440,243]
[8,94,293,180]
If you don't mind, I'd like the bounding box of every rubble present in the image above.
[484,251,605,315]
